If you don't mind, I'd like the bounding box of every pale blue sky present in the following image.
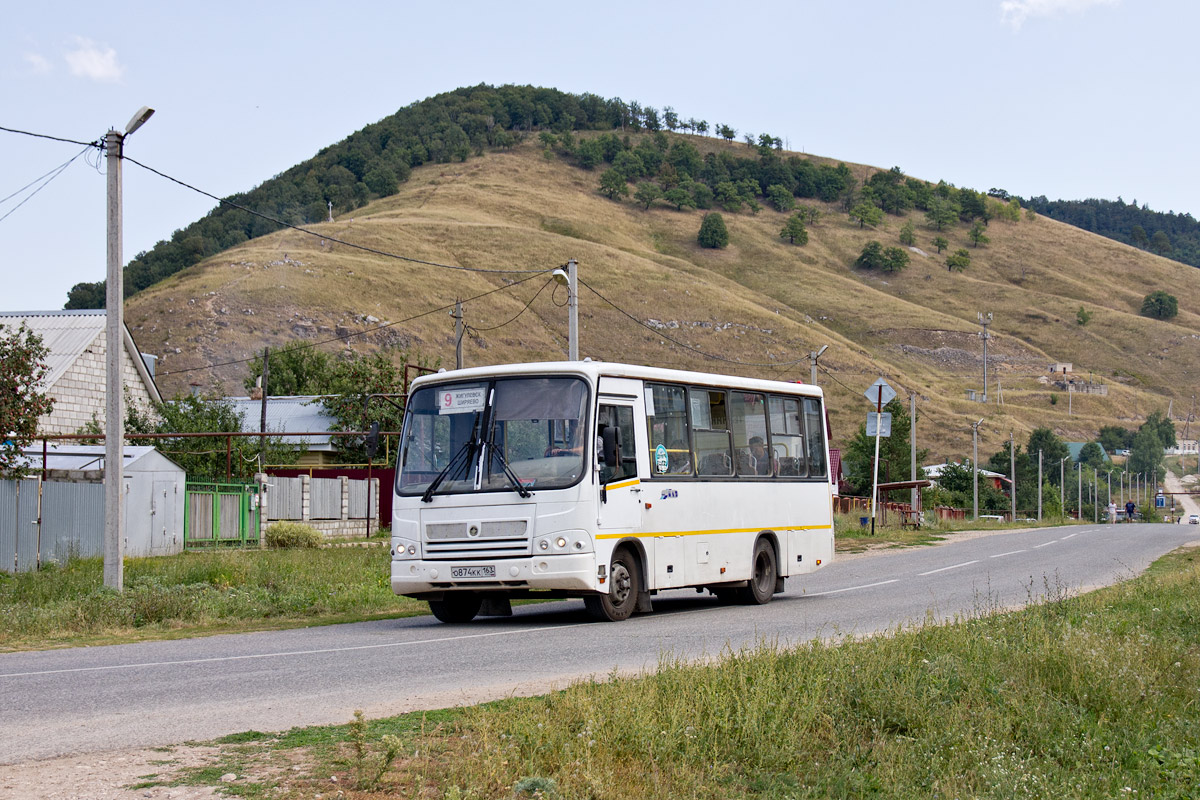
[3,0,1196,309]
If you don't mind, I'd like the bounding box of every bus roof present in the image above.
[409,361,825,399]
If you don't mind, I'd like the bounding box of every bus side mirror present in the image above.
[602,426,621,468]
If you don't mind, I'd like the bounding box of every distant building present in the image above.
[1065,442,1113,463]
[1048,362,1073,375]
[1165,439,1198,456]
[923,462,1011,491]
[226,395,338,465]
[0,310,161,436]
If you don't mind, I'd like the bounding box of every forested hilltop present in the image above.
[66,84,998,309]
[1020,196,1200,269]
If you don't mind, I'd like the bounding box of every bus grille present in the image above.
[423,519,530,559]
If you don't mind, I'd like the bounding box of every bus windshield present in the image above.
[397,376,590,497]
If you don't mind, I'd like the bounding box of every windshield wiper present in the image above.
[421,414,482,503]
[483,419,532,499]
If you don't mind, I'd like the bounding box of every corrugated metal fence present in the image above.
[1,479,104,572]
[267,477,303,521]
[311,478,342,519]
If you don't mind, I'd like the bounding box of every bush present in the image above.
[697,212,729,249]
[265,522,323,549]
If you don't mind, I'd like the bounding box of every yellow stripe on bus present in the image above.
[605,478,641,490]
[596,524,832,540]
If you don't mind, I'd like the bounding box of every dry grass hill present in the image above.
[126,134,1200,459]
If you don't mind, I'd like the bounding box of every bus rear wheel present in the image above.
[584,550,640,622]
[738,538,777,605]
[429,593,483,623]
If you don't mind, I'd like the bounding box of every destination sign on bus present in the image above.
[438,387,487,414]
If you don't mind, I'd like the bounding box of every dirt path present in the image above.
[1163,469,1200,521]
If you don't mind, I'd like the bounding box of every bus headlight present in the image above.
[392,539,420,559]
[534,531,593,554]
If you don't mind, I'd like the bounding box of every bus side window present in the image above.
[803,397,828,478]
[598,404,637,483]
[646,384,692,476]
[691,388,732,476]
[769,396,807,477]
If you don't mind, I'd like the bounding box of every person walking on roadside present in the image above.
[1108,501,1117,523]
[1124,499,1136,522]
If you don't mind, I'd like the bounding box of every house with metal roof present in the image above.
[226,395,338,465]
[0,310,161,436]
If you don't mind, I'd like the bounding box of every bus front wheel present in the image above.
[429,593,483,623]
[584,550,640,622]
[738,538,777,605]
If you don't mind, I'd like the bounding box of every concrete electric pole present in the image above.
[104,106,154,592]
[978,312,992,403]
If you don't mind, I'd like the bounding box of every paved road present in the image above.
[2,522,1196,765]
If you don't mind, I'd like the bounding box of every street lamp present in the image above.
[104,105,154,592]
[552,258,578,361]
[809,344,828,386]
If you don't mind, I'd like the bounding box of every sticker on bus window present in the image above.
[655,443,669,473]
[438,387,486,415]
[644,388,656,417]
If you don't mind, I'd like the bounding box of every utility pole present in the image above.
[1010,433,1016,522]
[978,312,993,403]
[810,345,828,386]
[258,347,269,473]
[972,419,984,520]
[1037,450,1043,521]
[452,300,464,370]
[910,393,918,512]
[1060,458,1065,510]
[104,106,154,593]
[1068,383,1073,416]
[1077,463,1082,520]
[553,260,579,360]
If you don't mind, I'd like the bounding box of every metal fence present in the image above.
[310,477,342,519]
[1,478,105,572]
[267,477,303,520]
[348,479,368,519]
[184,482,260,548]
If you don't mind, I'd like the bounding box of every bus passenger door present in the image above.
[596,402,642,531]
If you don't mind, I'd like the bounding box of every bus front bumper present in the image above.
[391,553,598,596]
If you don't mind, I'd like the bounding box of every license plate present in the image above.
[451,565,496,579]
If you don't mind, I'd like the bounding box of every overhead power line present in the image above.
[121,155,547,275]
[0,145,92,225]
[577,277,807,369]
[0,124,103,149]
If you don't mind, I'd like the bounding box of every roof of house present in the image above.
[1065,441,1111,462]
[225,396,336,450]
[0,310,161,403]
[16,444,183,473]
[922,462,1011,483]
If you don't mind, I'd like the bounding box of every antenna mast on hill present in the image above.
[978,312,993,403]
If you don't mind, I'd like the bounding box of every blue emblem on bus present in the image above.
[655,443,669,473]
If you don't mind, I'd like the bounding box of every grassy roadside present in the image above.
[0,544,425,651]
[0,517,1077,652]
[142,545,1200,799]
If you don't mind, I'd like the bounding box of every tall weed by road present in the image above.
[0,546,421,649]
[354,548,1200,799]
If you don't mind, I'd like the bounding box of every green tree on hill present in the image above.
[697,213,729,249]
[599,169,629,200]
[899,220,916,246]
[849,201,884,229]
[779,214,808,245]
[856,241,886,270]
[1140,290,1178,320]
[946,248,971,272]
[767,184,796,212]
[881,246,910,273]
[933,235,949,253]
[664,187,697,211]
[969,221,990,247]
[1150,230,1173,255]
[634,182,662,210]
[925,198,959,231]
[1078,441,1107,470]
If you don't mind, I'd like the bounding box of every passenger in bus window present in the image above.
[749,436,772,475]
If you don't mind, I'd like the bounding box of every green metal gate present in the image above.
[184,482,260,548]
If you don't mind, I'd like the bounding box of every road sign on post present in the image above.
[867,412,892,437]
[865,377,894,536]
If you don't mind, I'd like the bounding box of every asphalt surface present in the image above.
[2,522,1196,765]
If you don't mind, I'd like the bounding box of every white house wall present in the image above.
[39,331,157,435]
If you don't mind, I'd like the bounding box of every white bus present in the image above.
[391,361,834,622]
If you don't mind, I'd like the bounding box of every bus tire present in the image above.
[738,538,777,605]
[584,549,640,622]
[428,593,483,623]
